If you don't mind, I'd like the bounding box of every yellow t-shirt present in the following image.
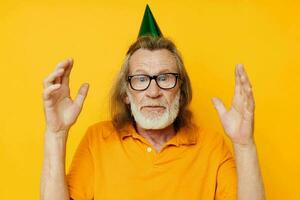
[66,121,237,200]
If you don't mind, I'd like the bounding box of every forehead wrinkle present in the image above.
[130,60,177,73]
[129,49,177,74]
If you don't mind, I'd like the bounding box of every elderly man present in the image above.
[40,6,265,200]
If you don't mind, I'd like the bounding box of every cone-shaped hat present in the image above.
[138,4,163,38]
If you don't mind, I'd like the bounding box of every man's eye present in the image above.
[138,76,147,82]
[158,75,167,81]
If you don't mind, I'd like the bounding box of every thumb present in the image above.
[74,83,89,109]
[211,97,227,117]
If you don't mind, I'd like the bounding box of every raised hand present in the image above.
[212,64,255,146]
[42,58,89,133]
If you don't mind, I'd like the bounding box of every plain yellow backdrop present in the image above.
[0,0,299,199]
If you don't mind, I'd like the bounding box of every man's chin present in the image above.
[141,112,164,119]
[139,114,171,128]
[138,120,169,130]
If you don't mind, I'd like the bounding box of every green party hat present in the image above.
[138,4,163,38]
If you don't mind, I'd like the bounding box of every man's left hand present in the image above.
[212,64,255,146]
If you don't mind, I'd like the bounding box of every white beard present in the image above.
[127,91,180,130]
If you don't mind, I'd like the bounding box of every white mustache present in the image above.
[142,104,165,107]
[140,101,168,108]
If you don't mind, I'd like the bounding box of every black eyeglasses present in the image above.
[127,73,180,91]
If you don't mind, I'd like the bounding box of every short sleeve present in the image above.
[215,137,237,200]
[66,127,94,200]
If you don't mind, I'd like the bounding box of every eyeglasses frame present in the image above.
[127,72,180,91]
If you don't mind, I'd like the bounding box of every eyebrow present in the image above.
[132,68,176,75]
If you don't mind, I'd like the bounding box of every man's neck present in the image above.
[135,123,176,151]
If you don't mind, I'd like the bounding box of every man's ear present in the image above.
[124,94,130,104]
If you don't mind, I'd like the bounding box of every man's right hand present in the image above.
[42,58,89,134]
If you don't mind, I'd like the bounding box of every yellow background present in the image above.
[1,0,299,199]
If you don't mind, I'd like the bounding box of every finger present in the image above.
[62,58,74,85]
[245,90,255,112]
[74,83,90,109]
[234,64,242,96]
[237,65,255,111]
[43,83,61,100]
[55,58,72,70]
[237,64,252,94]
[43,68,65,89]
[232,64,247,109]
[211,97,227,117]
[244,84,253,97]
[232,91,245,112]
[54,58,73,84]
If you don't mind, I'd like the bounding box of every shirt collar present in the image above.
[119,122,199,146]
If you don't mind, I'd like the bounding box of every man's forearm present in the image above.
[40,131,70,200]
[233,142,265,200]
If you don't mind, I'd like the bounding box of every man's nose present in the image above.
[146,79,161,98]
